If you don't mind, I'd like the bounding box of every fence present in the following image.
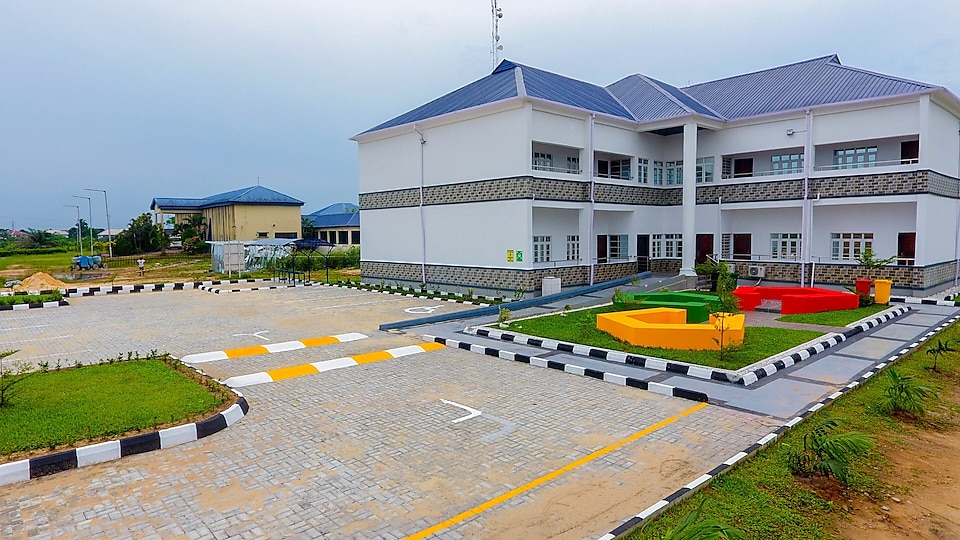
[105,252,204,268]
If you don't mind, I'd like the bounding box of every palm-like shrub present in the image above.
[876,368,938,417]
[787,419,873,484]
[925,338,956,372]
[655,500,744,540]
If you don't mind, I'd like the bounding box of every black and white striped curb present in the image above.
[60,279,270,298]
[0,300,69,311]
[199,282,319,294]
[598,311,960,540]
[0,393,249,487]
[891,296,960,307]
[468,306,910,387]
[422,335,709,403]
[325,283,492,307]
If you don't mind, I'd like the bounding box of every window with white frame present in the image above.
[651,234,682,258]
[598,158,631,180]
[652,161,664,185]
[834,147,878,169]
[831,232,873,260]
[772,153,803,174]
[566,156,580,174]
[608,234,628,260]
[533,235,551,263]
[638,158,649,184]
[696,157,714,183]
[566,235,580,261]
[532,152,553,171]
[665,161,683,185]
[770,233,801,259]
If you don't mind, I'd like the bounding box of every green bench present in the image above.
[612,292,722,323]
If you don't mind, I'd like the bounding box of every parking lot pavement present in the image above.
[1,287,778,539]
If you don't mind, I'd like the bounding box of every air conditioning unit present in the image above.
[747,265,766,278]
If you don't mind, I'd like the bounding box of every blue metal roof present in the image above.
[309,211,360,229]
[151,185,303,212]
[307,202,359,217]
[682,55,937,120]
[359,55,942,136]
[513,62,634,120]
[361,67,518,134]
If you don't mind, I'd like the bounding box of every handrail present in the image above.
[813,158,918,172]
[532,164,581,174]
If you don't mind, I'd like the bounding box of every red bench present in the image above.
[732,286,859,315]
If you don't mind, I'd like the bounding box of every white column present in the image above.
[680,121,698,276]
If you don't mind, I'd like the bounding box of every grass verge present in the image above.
[0,357,230,458]
[500,305,824,370]
[777,304,891,326]
[0,291,63,306]
[627,320,960,539]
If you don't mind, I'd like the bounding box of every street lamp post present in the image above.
[72,195,94,255]
[65,205,82,256]
[84,188,112,258]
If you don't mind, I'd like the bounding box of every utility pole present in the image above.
[491,1,503,70]
[85,188,112,257]
[72,195,94,254]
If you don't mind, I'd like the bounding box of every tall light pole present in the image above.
[84,188,112,257]
[72,195,94,255]
[65,205,82,256]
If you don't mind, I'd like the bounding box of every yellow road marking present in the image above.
[300,336,339,347]
[419,341,446,352]
[266,363,319,381]
[224,345,269,359]
[352,350,395,364]
[404,401,709,540]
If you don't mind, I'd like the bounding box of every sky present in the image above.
[2,0,960,231]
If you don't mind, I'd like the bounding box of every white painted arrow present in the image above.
[440,399,482,423]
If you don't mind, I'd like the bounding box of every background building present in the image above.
[353,55,960,296]
[304,202,360,247]
[151,185,304,242]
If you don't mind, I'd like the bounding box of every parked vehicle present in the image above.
[70,255,106,270]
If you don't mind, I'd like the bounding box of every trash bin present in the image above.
[542,276,561,296]
[855,278,873,295]
[874,279,893,305]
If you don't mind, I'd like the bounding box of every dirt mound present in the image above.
[14,272,68,292]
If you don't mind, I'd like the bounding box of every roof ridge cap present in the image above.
[602,84,635,121]
[636,74,695,115]
[515,66,527,98]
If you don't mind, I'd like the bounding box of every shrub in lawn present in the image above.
[925,338,956,372]
[786,419,873,485]
[645,500,744,540]
[497,307,511,325]
[876,368,938,417]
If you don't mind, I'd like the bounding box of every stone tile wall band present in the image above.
[358,170,958,211]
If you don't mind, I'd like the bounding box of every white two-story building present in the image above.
[353,55,960,296]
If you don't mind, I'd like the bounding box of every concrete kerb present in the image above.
[60,278,271,298]
[466,305,911,388]
[422,334,710,404]
[891,296,960,307]
[379,272,671,332]
[0,362,250,488]
[598,311,960,540]
[318,282,492,307]
[0,300,69,312]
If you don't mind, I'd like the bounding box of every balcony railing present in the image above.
[721,168,802,180]
[532,164,581,174]
[595,172,632,181]
[814,158,918,172]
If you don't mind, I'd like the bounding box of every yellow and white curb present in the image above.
[222,342,446,387]
[180,332,368,364]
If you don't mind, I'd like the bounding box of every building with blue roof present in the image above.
[353,55,960,296]
[304,203,361,247]
[151,185,304,242]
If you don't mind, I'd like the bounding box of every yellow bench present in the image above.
[597,308,744,351]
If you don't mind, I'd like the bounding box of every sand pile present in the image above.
[14,272,68,292]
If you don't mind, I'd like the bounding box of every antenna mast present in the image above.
[490,0,503,71]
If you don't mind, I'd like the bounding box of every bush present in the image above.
[876,369,938,417]
[786,419,873,484]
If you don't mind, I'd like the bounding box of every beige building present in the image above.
[151,185,304,242]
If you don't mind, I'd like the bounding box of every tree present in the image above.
[856,247,897,279]
[114,213,159,255]
[302,216,315,239]
[173,214,208,254]
[20,228,58,248]
[710,265,742,364]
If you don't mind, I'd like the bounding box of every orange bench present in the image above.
[597,308,744,351]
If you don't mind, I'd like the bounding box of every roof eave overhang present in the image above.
[722,89,938,127]
[351,96,526,143]
[637,114,725,133]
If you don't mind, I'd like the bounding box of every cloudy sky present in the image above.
[2,0,959,231]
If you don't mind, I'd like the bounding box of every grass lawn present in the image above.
[0,252,74,275]
[628,321,960,540]
[0,358,228,456]
[501,305,824,371]
[776,304,891,326]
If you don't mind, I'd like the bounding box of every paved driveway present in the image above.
[1,286,777,539]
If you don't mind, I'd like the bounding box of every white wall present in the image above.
[721,207,803,258]
[926,102,960,176]
[531,109,585,148]
[917,195,959,264]
[424,199,531,268]
[809,200,916,262]
[813,101,919,145]
[698,115,806,157]
[532,207,582,262]
[814,135,917,168]
[361,206,425,264]
[358,106,529,193]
